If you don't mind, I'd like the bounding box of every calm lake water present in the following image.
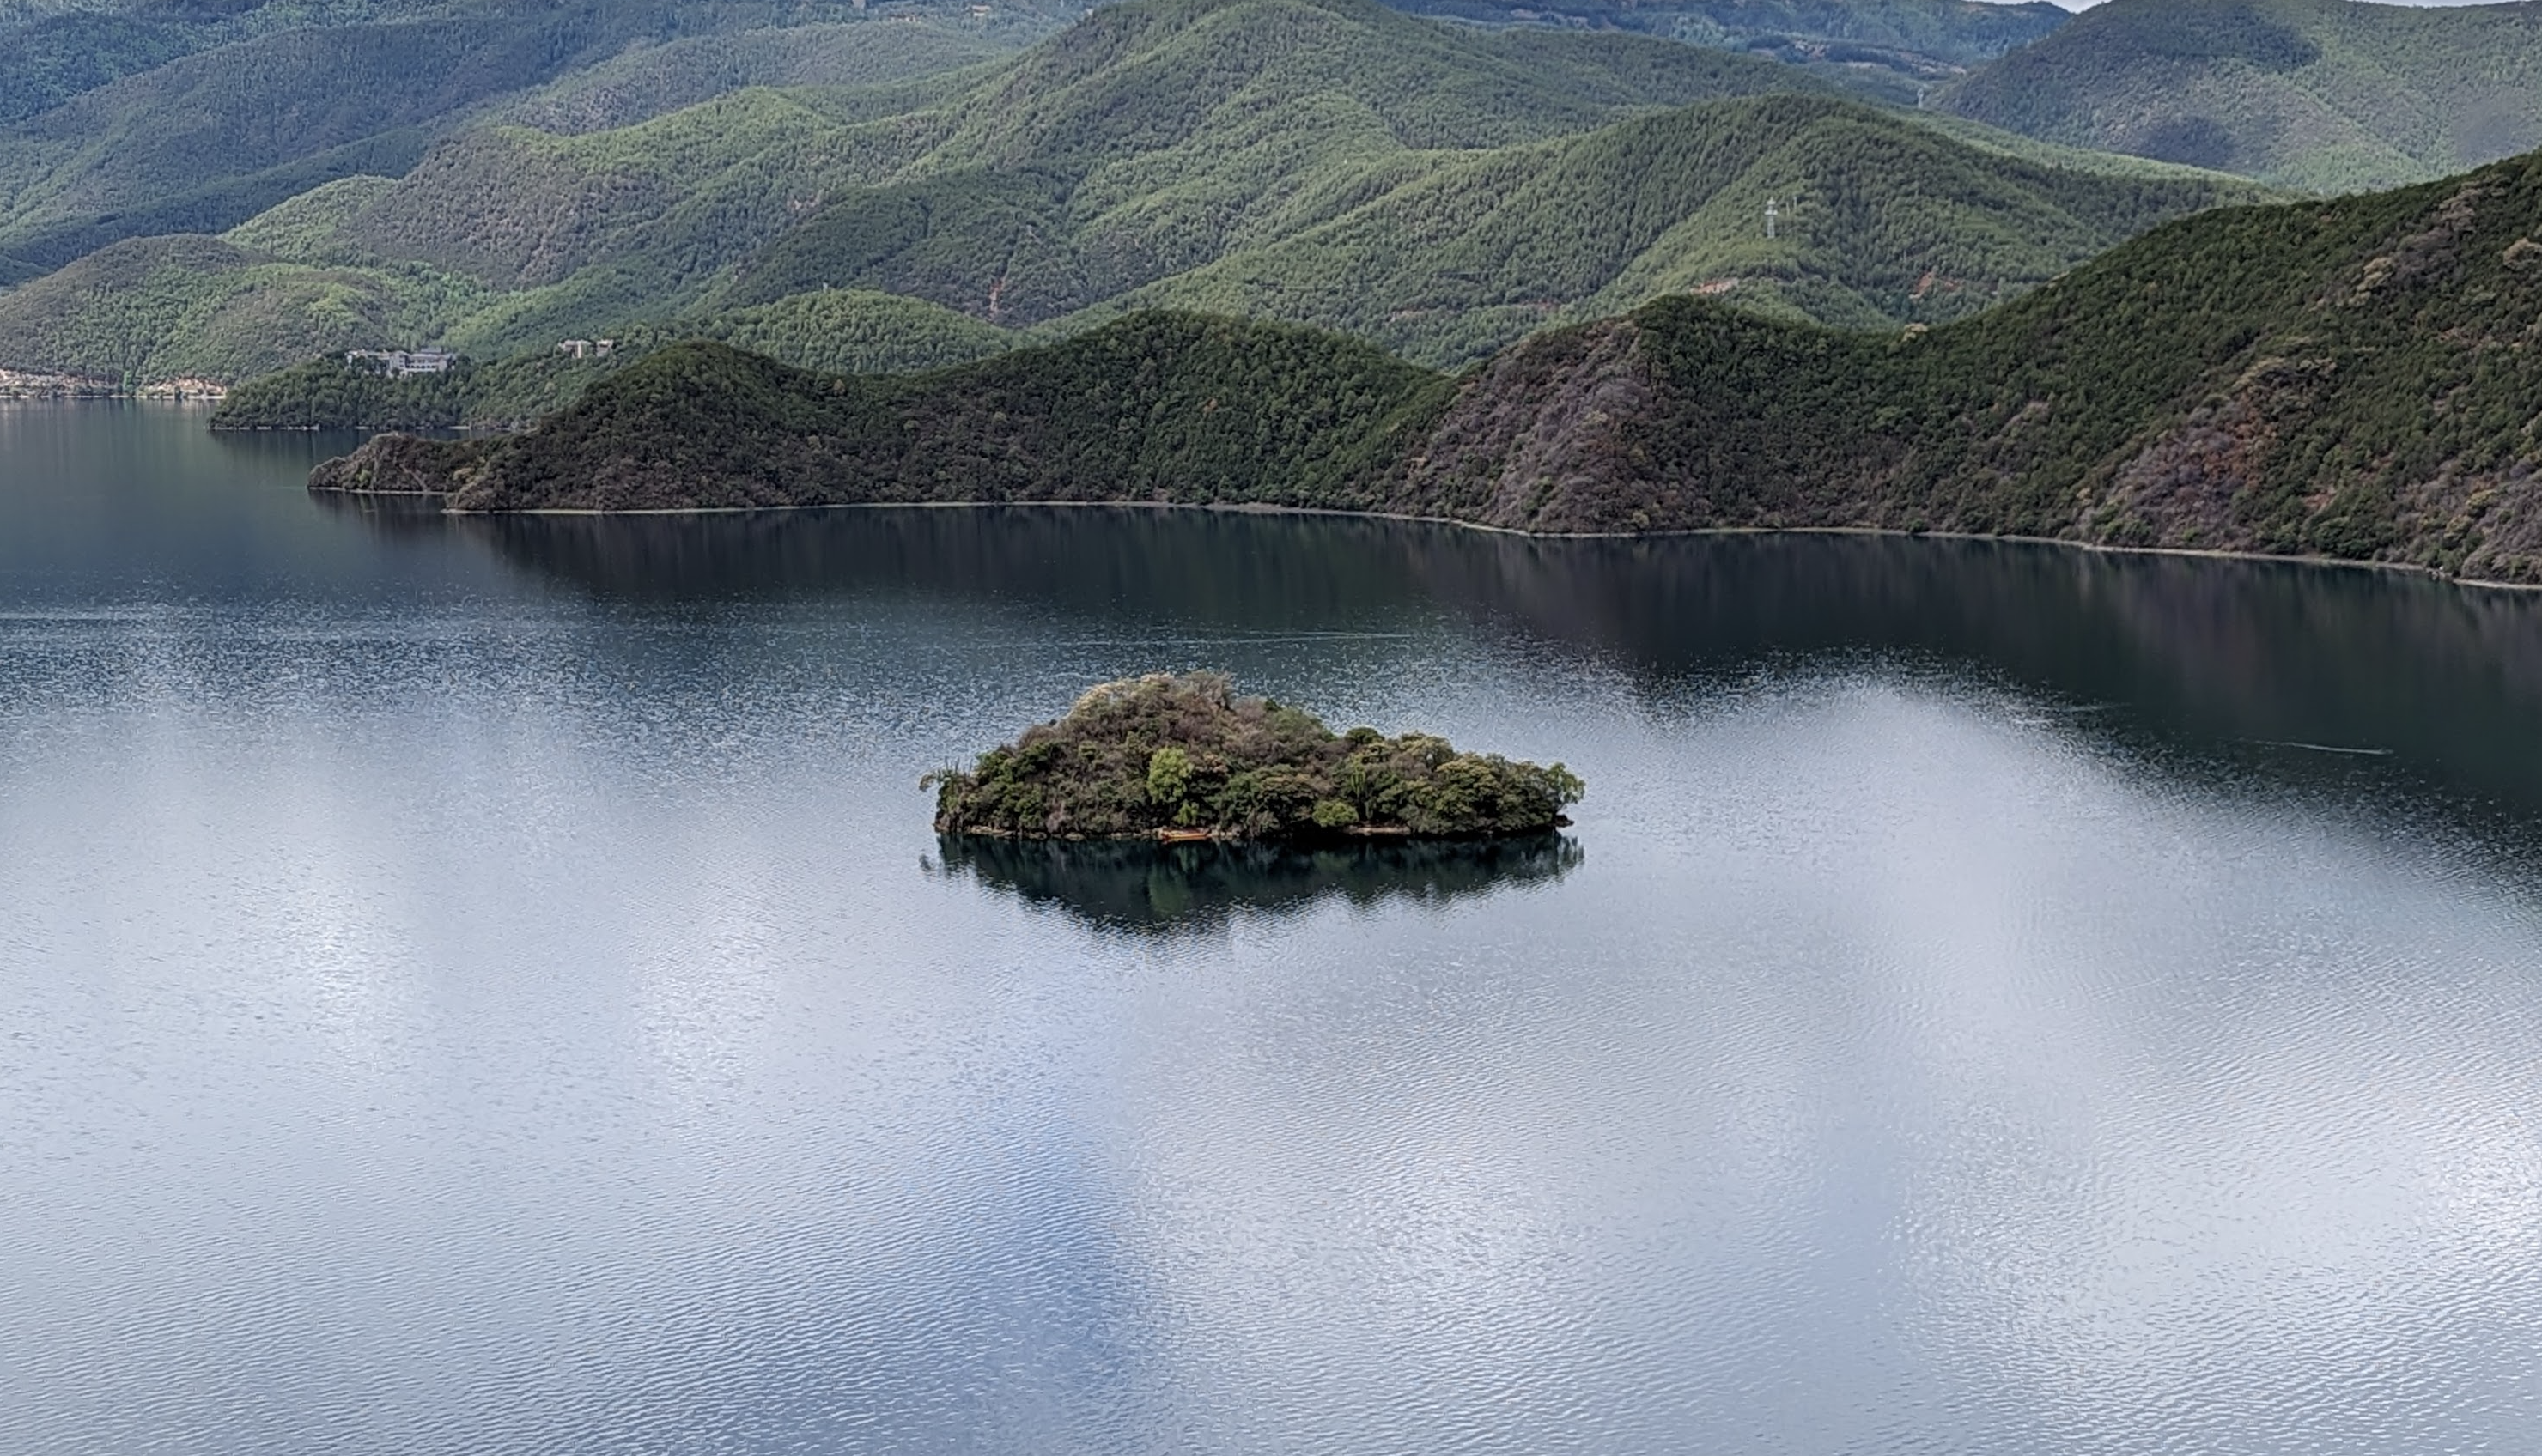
[3,402,2539,1454]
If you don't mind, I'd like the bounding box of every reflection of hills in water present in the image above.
[931,834,1584,931]
[453,506,2542,822]
[458,505,1423,622]
[1414,533,2542,810]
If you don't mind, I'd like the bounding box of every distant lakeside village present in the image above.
[0,337,614,399]
[0,367,228,400]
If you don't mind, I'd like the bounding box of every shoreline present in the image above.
[0,391,224,404]
[374,492,2542,595]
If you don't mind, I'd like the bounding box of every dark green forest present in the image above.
[317,149,2542,583]
[210,350,624,431]
[928,670,1584,840]
[212,289,1018,428]
[308,312,1451,509]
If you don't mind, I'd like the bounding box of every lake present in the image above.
[3,402,2538,1454]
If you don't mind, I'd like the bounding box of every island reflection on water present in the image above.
[927,833,1584,932]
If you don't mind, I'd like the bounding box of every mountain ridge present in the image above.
[0,0,2266,381]
[1935,0,2542,192]
[1381,0,2070,103]
[312,146,2542,584]
[0,0,1058,271]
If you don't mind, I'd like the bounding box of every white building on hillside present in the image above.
[347,348,458,377]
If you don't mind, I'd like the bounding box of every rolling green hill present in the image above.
[1383,0,2069,104]
[211,289,1017,428]
[322,147,2542,584]
[311,314,1451,509]
[1,6,687,270]
[210,349,629,431]
[0,2,453,125]
[338,0,1830,334]
[1090,93,2261,362]
[486,22,1014,137]
[263,0,2252,363]
[0,233,1020,391]
[0,233,483,381]
[0,0,2267,382]
[0,0,1050,273]
[0,0,1854,376]
[1936,0,2542,193]
[0,9,203,124]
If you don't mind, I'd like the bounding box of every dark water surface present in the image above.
[3,403,2538,1454]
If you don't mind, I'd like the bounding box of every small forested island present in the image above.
[928,673,1584,841]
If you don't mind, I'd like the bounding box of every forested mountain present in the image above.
[0,0,1055,280]
[323,147,2542,585]
[0,2,447,125]
[1935,0,2542,193]
[485,22,1013,137]
[0,0,2261,383]
[328,0,1823,341]
[1092,93,2259,361]
[1382,0,2068,103]
[0,233,480,382]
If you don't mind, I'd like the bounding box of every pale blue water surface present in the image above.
[2,403,2538,1454]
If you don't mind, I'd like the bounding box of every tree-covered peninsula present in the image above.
[928,673,1584,840]
[311,143,2542,584]
[209,291,1019,429]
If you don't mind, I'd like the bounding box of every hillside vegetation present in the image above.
[3,0,2268,382]
[615,290,1018,376]
[320,149,2542,584]
[2,5,681,270]
[928,670,1584,840]
[212,351,626,432]
[213,290,1015,428]
[350,0,1830,336]
[2,0,1830,373]
[486,23,1013,136]
[1937,0,2542,192]
[1098,93,2260,361]
[0,1,453,125]
[0,0,1050,275]
[1384,155,2542,576]
[308,312,1453,508]
[1384,0,2068,102]
[0,234,482,382]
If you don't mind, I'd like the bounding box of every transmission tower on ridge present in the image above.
[1765,197,1779,240]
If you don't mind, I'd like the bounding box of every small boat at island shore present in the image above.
[1156,828,1217,844]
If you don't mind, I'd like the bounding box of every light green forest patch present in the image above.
[1935,0,2542,192]
[0,234,485,382]
[1080,94,2265,364]
[486,23,1019,137]
[1387,0,2071,104]
[0,0,1049,274]
[222,175,402,262]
